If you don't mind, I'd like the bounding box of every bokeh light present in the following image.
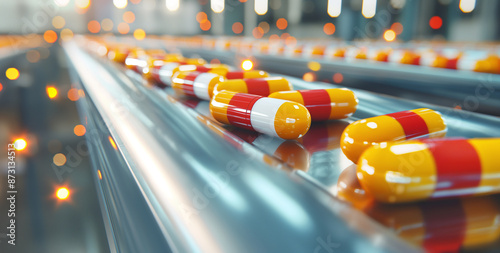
[391,22,403,35]
[46,85,58,99]
[101,19,114,31]
[200,20,211,31]
[241,60,254,70]
[123,11,135,23]
[6,68,20,80]
[196,12,207,23]
[429,16,443,29]
[383,29,396,42]
[88,20,101,33]
[0,83,3,92]
[26,50,41,63]
[74,125,86,136]
[333,73,343,83]
[52,16,66,29]
[276,18,287,30]
[134,29,146,40]
[303,72,316,82]
[60,28,74,41]
[118,23,130,34]
[56,187,70,200]
[75,0,90,9]
[53,153,67,166]
[113,0,127,9]
[308,61,321,71]
[258,21,270,33]
[67,88,80,101]
[109,136,118,150]
[252,27,264,38]
[44,30,58,43]
[232,22,243,34]
[13,138,27,151]
[323,23,336,35]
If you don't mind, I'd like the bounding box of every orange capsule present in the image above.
[107,46,130,63]
[367,196,500,252]
[225,70,269,79]
[357,138,500,203]
[340,108,447,163]
[269,88,358,121]
[174,64,231,76]
[210,91,311,139]
[171,71,225,100]
[214,77,293,97]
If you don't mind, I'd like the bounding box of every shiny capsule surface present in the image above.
[269,88,358,121]
[341,108,447,163]
[225,70,269,79]
[171,71,224,100]
[357,138,500,203]
[214,77,292,97]
[210,91,311,139]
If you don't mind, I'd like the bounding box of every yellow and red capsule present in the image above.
[174,64,231,76]
[340,108,447,163]
[225,70,269,79]
[171,71,224,100]
[210,91,311,139]
[149,58,206,86]
[214,77,293,97]
[269,88,358,121]
[357,138,500,203]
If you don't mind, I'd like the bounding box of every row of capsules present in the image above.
[173,36,500,74]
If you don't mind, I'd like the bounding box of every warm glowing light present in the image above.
[123,11,135,23]
[276,18,287,30]
[26,50,41,63]
[54,0,70,7]
[118,23,130,34]
[211,0,224,13]
[196,12,207,23]
[166,0,180,11]
[53,153,67,166]
[109,136,118,150]
[60,29,74,41]
[285,36,297,46]
[429,16,442,29]
[308,61,321,71]
[362,0,377,18]
[133,29,146,40]
[67,88,80,101]
[78,89,85,98]
[75,0,90,9]
[391,22,403,35]
[459,0,476,13]
[56,187,70,200]
[200,20,211,31]
[323,23,336,35]
[46,86,58,99]
[258,21,270,33]
[0,83,3,92]
[6,68,20,80]
[74,125,86,136]
[333,73,343,83]
[241,60,254,70]
[113,0,128,9]
[328,0,342,17]
[44,30,58,43]
[383,29,396,42]
[13,139,27,151]
[130,0,141,4]
[255,0,268,15]
[97,170,103,180]
[101,19,114,31]
[232,22,243,34]
[52,16,65,29]
[88,20,101,33]
[303,72,316,82]
[252,27,264,39]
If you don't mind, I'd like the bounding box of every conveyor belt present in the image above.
[65,38,500,253]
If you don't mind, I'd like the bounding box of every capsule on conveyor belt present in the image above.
[367,196,500,252]
[340,108,447,163]
[357,138,500,203]
[210,91,311,139]
[269,88,358,121]
[171,71,224,100]
[214,77,293,97]
[107,46,130,63]
[148,58,207,86]
[175,64,231,76]
[225,70,269,79]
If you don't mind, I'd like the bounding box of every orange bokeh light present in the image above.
[88,20,101,33]
[0,83,3,92]
[67,88,79,101]
[123,11,135,23]
[118,23,130,34]
[46,85,58,99]
[323,23,336,35]
[252,27,264,39]
[44,30,58,43]
[276,18,287,30]
[56,187,70,200]
[232,22,243,34]
[241,60,253,71]
[333,73,343,83]
[133,29,146,40]
[200,20,211,31]
[74,125,86,136]
[196,12,207,23]
[391,22,403,35]
[303,72,316,82]
[429,16,442,29]
[383,29,396,42]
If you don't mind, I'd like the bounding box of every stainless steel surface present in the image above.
[64,40,421,253]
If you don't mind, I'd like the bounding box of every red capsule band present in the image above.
[387,111,429,139]
[181,73,198,96]
[227,93,261,130]
[226,71,244,79]
[244,79,271,96]
[421,199,465,253]
[423,139,482,191]
[195,66,211,72]
[298,90,332,121]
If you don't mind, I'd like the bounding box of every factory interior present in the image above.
[1,0,500,252]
